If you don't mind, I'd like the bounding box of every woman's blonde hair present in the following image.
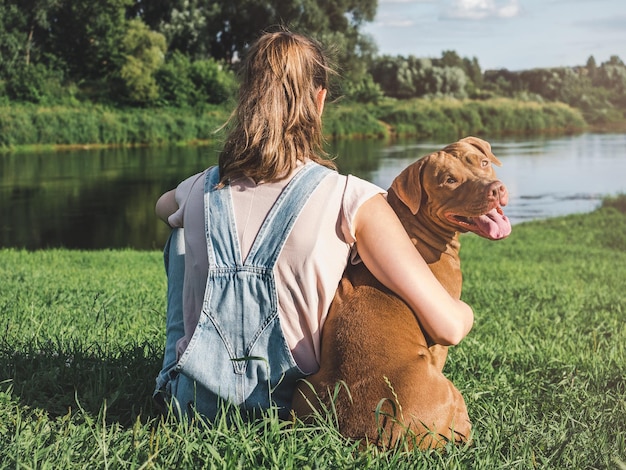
[218,29,336,185]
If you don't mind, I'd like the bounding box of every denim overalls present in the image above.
[153,227,185,411]
[156,162,331,420]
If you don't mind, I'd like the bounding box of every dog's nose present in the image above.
[488,181,508,206]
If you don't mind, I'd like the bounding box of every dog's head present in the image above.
[390,136,512,240]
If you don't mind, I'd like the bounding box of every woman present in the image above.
[154,29,474,420]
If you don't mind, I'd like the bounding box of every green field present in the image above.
[1,197,625,468]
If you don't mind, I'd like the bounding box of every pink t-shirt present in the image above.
[168,163,384,374]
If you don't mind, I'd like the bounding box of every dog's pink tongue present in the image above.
[474,208,512,240]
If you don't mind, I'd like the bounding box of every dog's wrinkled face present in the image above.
[392,137,512,240]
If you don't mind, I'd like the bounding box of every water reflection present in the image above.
[1,146,219,250]
[2,133,625,250]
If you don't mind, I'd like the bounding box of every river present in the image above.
[1,132,625,250]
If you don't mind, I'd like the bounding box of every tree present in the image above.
[0,2,27,79]
[606,55,625,67]
[137,0,377,82]
[0,0,64,78]
[463,56,483,91]
[369,55,401,97]
[436,50,482,93]
[437,66,468,98]
[0,0,73,103]
[595,60,626,101]
[438,50,463,68]
[586,55,597,80]
[154,52,237,107]
[129,0,378,100]
[41,0,134,82]
[157,0,215,60]
[24,0,63,65]
[369,54,470,99]
[119,19,167,104]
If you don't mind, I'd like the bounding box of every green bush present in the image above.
[374,99,469,138]
[341,73,385,104]
[155,55,237,108]
[603,193,626,214]
[4,63,68,105]
[323,103,388,139]
[154,52,195,108]
[190,59,238,105]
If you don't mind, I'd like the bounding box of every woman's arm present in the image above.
[353,194,474,346]
[155,190,178,226]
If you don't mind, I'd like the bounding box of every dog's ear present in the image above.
[461,136,502,166]
[389,156,427,215]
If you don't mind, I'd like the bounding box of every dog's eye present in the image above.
[445,176,457,184]
[481,159,489,167]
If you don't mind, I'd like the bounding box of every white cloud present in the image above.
[441,0,522,20]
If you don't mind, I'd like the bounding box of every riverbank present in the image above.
[0,98,590,153]
[0,197,624,467]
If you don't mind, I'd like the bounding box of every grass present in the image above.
[1,198,625,468]
[0,105,230,150]
[1,98,586,152]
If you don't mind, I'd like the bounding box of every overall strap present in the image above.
[245,162,331,268]
[203,166,241,268]
[204,163,332,269]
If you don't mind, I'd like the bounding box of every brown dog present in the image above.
[291,137,511,449]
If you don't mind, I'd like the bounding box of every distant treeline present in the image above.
[0,0,623,145]
[369,53,626,126]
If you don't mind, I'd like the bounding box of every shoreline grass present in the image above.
[0,98,589,154]
[1,198,625,468]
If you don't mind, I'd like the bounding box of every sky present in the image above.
[362,0,626,71]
